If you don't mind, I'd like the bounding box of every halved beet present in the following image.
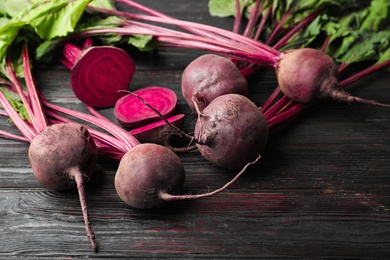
[69,46,135,108]
[114,86,177,128]
[130,114,185,144]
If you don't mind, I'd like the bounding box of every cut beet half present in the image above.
[114,86,178,128]
[69,46,135,108]
[130,114,185,144]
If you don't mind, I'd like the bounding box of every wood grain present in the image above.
[1,0,390,258]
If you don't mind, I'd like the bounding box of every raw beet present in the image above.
[115,143,185,209]
[67,45,135,108]
[194,94,268,170]
[276,48,390,107]
[114,86,177,128]
[277,48,339,103]
[114,143,260,210]
[28,123,98,250]
[29,123,97,190]
[182,54,248,111]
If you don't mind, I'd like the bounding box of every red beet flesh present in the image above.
[70,46,135,108]
[114,86,178,128]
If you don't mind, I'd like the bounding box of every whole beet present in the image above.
[276,48,390,108]
[194,94,268,170]
[115,143,185,209]
[28,123,98,251]
[29,123,97,191]
[277,48,339,104]
[182,54,248,111]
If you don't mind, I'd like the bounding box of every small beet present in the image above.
[114,86,178,128]
[182,54,248,111]
[115,143,185,209]
[194,94,268,170]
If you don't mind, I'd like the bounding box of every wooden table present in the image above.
[1,1,390,258]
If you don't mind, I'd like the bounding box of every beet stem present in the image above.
[243,0,262,38]
[272,11,321,50]
[266,9,292,46]
[253,6,272,41]
[260,86,282,113]
[160,154,261,201]
[70,167,97,252]
[233,0,242,34]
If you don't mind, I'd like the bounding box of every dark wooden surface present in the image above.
[1,1,390,258]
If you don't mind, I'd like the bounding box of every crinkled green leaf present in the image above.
[35,38,62,62]
[295,0,361,12]
[88,0,115,10]
[336,30,390,64]
[208,0,254,17]
[17,0,92,40]
[320,0,390,66]
[0,19,25,62]
[0,0,32,17]
[128,34,156,52]
[0,86,30,121]
[360,0,390,31]
[272,0,294,22]
[377,46,390,66]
